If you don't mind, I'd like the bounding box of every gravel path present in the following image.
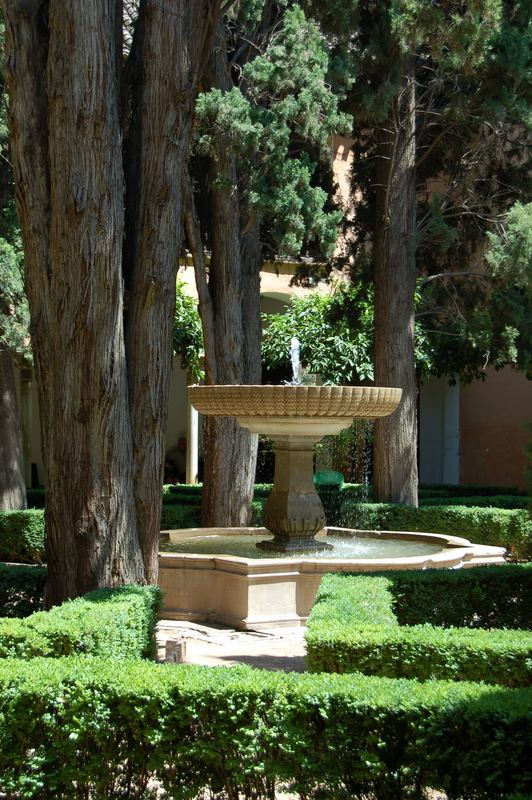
[157,620,307,671]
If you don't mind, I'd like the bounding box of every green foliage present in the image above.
[420,483,527,497]
[485,202,532,297]
[420,494,529,510]
[196,5,350,258]
[0,509,45,564]
[0,24,28,359]
[340,501,532,560]
[0,657,530,799]
[173,280,203,381]
[25,487,46,508]
[160,503,201,530]
[309,621,532,686]
[306,571,532,686]
[0,564,46,618]
[0,585,161,660]
[389,565,532,630]
[262,282,374,382]
[0,237,30,358]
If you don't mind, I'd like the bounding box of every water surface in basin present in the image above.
[160,533,444,560]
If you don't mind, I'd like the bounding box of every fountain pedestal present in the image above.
[259,437,329,551]
[237,416,355,551]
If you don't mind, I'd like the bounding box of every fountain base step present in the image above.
[159,527,506,630]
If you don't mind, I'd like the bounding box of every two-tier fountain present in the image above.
[158,363,505,628]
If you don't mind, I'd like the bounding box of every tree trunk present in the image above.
[373,56,419,506]
[196,35,262,528]
[3,0,144,604]
[0,347,27,510]
[124,1,212,582]
[3,0,220,602]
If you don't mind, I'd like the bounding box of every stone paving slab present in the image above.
[157,620,307,671]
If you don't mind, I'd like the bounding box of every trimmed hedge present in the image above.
[0,658,530,799]
[308,620,532,686]
[339,501,532,560]
[25,487,46,508]
[306,571,532,687]
[420,494,529,510]
[0,585,161,660]
[0,509,45,563]
[0,563,47,618]
[420,483,527,497]
[390,564,532,630]
[160,503,201,529]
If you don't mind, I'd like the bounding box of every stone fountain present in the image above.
[157,377,506,629]
[187,384,402,552]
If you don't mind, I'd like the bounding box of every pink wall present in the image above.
[460,367,532,489]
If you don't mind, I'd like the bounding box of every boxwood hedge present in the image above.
[0,657,530,800]
[0,509,46,563]
[0,584,161,660]
[339,502,532,560]
[0,563,47,617]
[306,570,532,687]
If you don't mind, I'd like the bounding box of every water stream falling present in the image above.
[290,335,301,385]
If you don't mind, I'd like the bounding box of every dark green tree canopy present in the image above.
[195,4,351,259]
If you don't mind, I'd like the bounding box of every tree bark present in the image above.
[3,0,221,602]
[3,0,144,604]
[124,1,214,582]
[373,56,419,506]
[197,33,262,528]
[0,347,27,510]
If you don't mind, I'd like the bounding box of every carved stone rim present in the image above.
[188,384,402,419]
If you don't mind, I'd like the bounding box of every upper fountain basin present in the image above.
[188,384,402,417]
[188,385,402,438]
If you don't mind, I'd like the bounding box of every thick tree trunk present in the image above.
[3,0,220,602]
[0,348,27,510]
[373,56,419,506]
[3,0,145,603]
[124,1,212,582]
[197,37,262,528]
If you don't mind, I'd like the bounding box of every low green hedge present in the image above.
[420,494,529,509]
[339,501,532,560]
[25,487,46,508]
[160,503,201,529]
[306,572,532,687]
[0,563,47,618]
[0,658,530,799]
[0,585,161,660]
[420,483,527,497]
[0,509,45,563]
[308,621,532,686]
[389,564,532,630]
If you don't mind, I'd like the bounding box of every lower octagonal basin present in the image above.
[158,527,506,630]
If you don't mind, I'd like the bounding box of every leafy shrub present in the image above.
[308,621,532,686]
[390,565,532,630]
[306,571,532,686]
[420,494,529,509]
[159,504,201,530]
[420,483,527,497]
[25,487,46,508]
[0,563,46,617]
[0,585,161,660]
[0,658,529,800]
[340,501,532,560]
[0,509,45,563]
[162,483,203,502]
